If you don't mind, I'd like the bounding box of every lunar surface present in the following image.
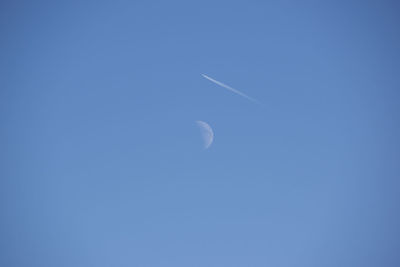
[196,120,214,149]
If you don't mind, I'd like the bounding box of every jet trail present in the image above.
[202,74,257,103]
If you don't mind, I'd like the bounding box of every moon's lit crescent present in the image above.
[196,120,214,149]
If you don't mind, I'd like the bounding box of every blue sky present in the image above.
[1,1,400,266]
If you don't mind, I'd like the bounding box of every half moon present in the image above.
[196,120,214,149]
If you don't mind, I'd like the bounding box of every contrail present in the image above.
[201,74,257,103]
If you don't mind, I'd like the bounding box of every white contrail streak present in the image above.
[201,74,257,103]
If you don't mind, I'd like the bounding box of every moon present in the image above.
[196,120,214,149]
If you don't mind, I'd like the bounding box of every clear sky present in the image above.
[1,1,400,266]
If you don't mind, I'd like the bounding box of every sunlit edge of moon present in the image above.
[195,120,214,150]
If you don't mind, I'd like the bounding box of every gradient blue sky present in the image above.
[1,1,400,266]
